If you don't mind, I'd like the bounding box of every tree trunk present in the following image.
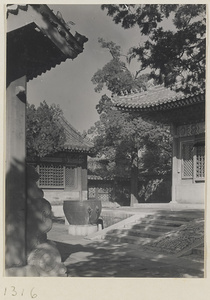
[130,150,138,207]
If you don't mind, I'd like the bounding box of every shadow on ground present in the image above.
[49,208,204,278]
[54,238,204,278]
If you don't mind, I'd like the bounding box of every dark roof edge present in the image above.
[114,89,205,112]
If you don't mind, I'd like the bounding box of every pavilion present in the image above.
[28,116,93,204]
[113,85,205,205]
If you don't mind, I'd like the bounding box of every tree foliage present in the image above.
[87,95,172,179]
[92,38,150,95]
[101,4,206,94]
[90,38,172,205]
[26,101,66,159]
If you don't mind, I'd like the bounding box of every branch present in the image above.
[135,68,147,79]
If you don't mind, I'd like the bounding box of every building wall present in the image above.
[88,176,171,206]
[43,187,87,204]
[30,155,88,205]
[172,122,205,204]
[88,180,130,207]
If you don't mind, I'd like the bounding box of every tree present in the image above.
[87,95,172,206]
[90,40,172,206]
[101,4,206,94]
[26,101,66,159]
[92,38,150,96]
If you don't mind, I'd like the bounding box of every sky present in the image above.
[27,5,145,133]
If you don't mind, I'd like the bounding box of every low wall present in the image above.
[43,190,88,205]
[175,184,205,204]
[51,205,64,218]
[100,209,132,228]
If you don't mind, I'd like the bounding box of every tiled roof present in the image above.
[7,4,88,48]
[88,175,104,180]
[7,4,88,83]
[87,173,130,181]
[113,85,205,112]
[59,117,94,153]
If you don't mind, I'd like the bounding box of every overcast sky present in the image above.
[27,4,145,132]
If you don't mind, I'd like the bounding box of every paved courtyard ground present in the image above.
[55,239,204,278]
[48,206,205,278]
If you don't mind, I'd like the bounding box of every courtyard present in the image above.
[5,4,206,286]
[48,205,204,278]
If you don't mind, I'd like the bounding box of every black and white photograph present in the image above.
[3,0,208,295]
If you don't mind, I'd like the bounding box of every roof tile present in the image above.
[59,117,93,153]
[113,85,205,112]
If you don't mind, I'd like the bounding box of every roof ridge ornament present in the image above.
[56,11,75,31]
[7,4,29,18]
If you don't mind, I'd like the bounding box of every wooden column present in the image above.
[171,136,179,203]
[130,149,139,206]
[5,76,27,268]
[81,156,88,200]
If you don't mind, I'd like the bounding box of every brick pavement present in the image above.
[48,221,204,278]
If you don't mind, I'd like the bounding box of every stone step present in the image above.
[146,209,204,216]
[134,218,187,228]
[105,233,152,245]
[146,214,200,223]
[126,212,200,228]
[109,228,166,238]
[108,228,163,239]
[103,210,204,247]
[124,223,176,233]
[127,229,163,239]
[104,215,192,244]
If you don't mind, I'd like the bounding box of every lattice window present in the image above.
[98,185,112,194]
[38,164,64,188]
[65,166,77,188]
[196,145,205,179]
[182,141,205,181]
[88,187,96,198]
[98,193,110,202]
[98,185,112,202]
[182,143,193,178]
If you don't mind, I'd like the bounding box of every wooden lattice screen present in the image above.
[196,145,205,179]
[182,143,193,178]
[38,164,64,188]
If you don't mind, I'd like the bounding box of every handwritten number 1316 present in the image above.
[4,287,37,298]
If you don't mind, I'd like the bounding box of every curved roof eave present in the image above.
[113,86,205,113]
[7,4,88,83]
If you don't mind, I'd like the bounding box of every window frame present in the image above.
[64,165,78,190]
[181,140,205,182]
[37,163,78,189]
[193,143,205,182]
[37,163,65,189]
[181,141,194,179]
